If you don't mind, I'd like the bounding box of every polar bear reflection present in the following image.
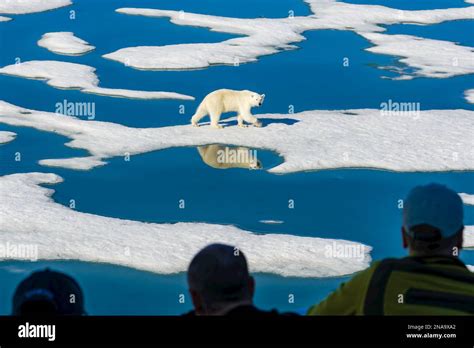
[197,145,262,170]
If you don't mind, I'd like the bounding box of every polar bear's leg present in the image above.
[237,114,247,128]
[242,112,262,128]
[210,110,223,129]
[191,105,208,127]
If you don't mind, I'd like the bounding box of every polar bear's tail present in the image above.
[191,103,208,126]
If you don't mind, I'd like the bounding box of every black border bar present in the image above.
[0,316,473,346]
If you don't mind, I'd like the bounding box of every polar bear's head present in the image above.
[248,91,265,107]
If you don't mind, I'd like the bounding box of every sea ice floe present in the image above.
[103,7,305,70]
[461,196,474,249]
[0,61,194,100]
[305,0,474,32]
[465,89,474,104]
[260,220,285,225]
[361,33,474,79]
[0,101,473,173]
[465,226,474,248]
[0,172,372,277]
[0,0,71,21]
[0,131,16,144]
[39,156,107,171]
[460,193,474,206]
[103,1,474,78]
[38,32,95,56]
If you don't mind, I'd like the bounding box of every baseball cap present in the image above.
[403,183,464,239]
[12,268,85,316]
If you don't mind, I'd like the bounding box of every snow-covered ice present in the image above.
[0,131,16,144]
[103,1,474,76]
[2,1,473,79]
[0,61,194,100]
[39,156,106,171]
[0,101,473,173]
[465,226,474,248]
[361,33,474,79]
[0,0,71,21]
[305,0,474,32]
[260,220,284,225]
[0,172,372,277]
[465,89,474,104]
[104,8,304,70]
[460,193,474,206]
[38,32,95,56]
[0,0,71,14]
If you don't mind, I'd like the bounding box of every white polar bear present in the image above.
[191,89,265,129]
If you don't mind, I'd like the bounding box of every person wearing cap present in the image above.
[307,183,474,315]
[185,243,293,316]
[12,268,85,316]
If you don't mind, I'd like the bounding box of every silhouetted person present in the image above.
[308,183,474,315]
[12,268,85,316]
[186,243,292,316]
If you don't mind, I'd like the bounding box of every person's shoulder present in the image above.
[349,259,385,280]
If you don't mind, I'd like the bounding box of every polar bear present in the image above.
[191,89,265,129]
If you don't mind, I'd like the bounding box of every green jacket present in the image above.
[307,256,474,315]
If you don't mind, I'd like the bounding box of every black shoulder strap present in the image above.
[363,258,397,315]
[363,257,474,315]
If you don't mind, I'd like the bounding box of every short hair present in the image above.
[187,244,252,309]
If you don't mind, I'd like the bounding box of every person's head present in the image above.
[402,183,464,257]
[187,244,255,315]
[12,268,85,316]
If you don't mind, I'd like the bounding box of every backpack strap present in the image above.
[363,257,473,315]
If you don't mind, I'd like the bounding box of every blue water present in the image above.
[342,0,471,10]
[386,20,474,47]
[0,260,346,315]
[0,0,473,315]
